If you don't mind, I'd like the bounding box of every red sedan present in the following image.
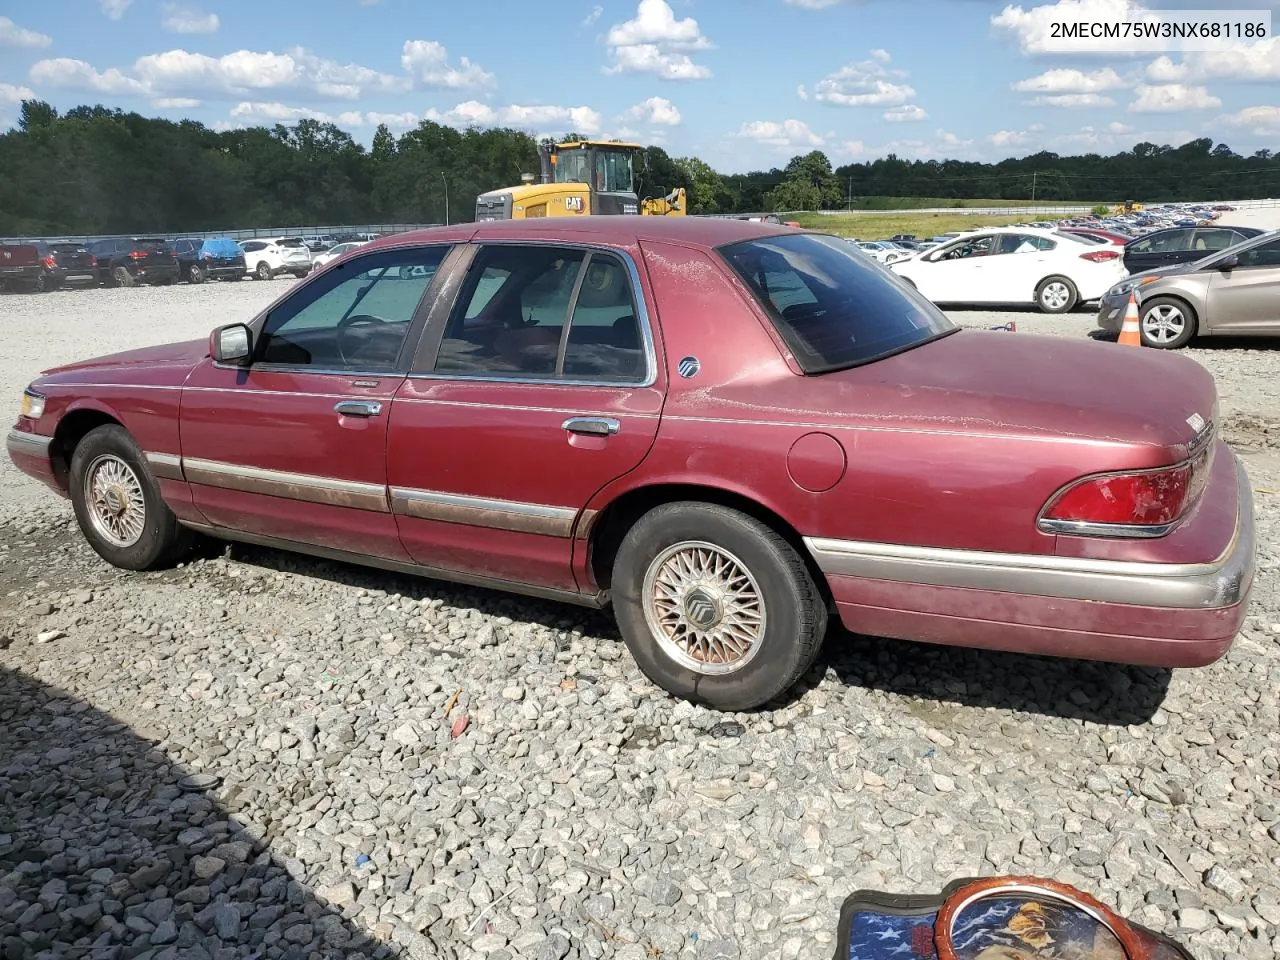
[1060,228,1131,246]
[7,218,1256,710]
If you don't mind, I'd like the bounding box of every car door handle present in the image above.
[334,400,383,418]
[562,416,620,437]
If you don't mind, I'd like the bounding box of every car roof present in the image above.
[367,215,802,253]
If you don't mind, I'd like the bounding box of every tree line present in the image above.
[3,99,1280,237]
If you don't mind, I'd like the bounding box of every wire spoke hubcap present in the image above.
[85,454,146,547]
[642,541,767,676]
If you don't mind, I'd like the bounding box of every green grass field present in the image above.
[787,211,1039,239]
[838,196,1099,211]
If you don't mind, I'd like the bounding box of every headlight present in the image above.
[1109,275,1161,298]
[20,389,45,420]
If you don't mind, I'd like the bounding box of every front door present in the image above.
[388,242,664,592]
[915,234,996,302]
[180,245,453,560]
[1206,236,1280,333]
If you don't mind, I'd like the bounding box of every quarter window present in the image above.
[255,246,448,369]
[433,245,647,382]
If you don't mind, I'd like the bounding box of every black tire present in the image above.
[1035,275,1077,314]
[31,273,48,294]
[611,502,827,711]
[256,261,273,281]
[1139,296,1197,349]
[292,270,309,279]
[188,264,204,284]
[69,425,193,571]
[112,266,135,288]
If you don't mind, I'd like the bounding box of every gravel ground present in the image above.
[2,279,1279,960]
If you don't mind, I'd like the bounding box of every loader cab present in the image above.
[549,141,641,215]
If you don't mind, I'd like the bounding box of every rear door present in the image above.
[387,241,664,593]
[1125,230,1191,272]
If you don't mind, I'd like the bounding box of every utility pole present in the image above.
[1031,171,1038,204]
[847,175,853,211]
[441,172,450,226]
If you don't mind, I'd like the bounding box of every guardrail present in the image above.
[1,223,443,245]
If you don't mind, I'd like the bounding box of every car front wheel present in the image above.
[611,502,827,711]
[1035,275,1078,313]
[69,425,192,570]
[256,261,273,281]
[1140,296,1197,349]
[188,264,204,284]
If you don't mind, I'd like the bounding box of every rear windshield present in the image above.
[718,232,956,374]
[134,239,172,251]
[50,242,86,254]
[277,238,307,248]
[200,238,242,258]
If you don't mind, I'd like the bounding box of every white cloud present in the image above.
[583,5,603,27]
[992,0,1149,55]
[784,0,867,6]
[840,139,868,158]
[811,50,914,107]
[0,17,52,48]
[882,130,979,160]
[29,58,149,96]
[230,101,364,127]
[161,4,219,34]
[0,82,36,103]
[1108,121,1131,133]
[27,44,475,103]
[1128,83,1221,112]
[1025,93,1116,108]
[735,119,824,150]
[883,104,927,122]
[153,97,199,108]
[989,128,1037,148]
[1012,67,1126,93]
[1217,105,1280,135]
[603,0,713,80]
[1147,38,1280,84]
[365,111,419,128]
[400,40,495,89]
[426,100,602,135]
[620,96,681,125]
[101,0,132,20]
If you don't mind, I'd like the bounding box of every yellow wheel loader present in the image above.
[475,140,686,221]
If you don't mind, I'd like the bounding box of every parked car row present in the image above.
[0,234,361,292]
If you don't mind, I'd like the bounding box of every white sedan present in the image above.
[853,240,912,265]
[888,227,1127,313]
[311,240,368,269]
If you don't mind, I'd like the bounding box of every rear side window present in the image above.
[719,232,955,374]
[242,241,265,252]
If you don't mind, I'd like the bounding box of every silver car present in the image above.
[1096,229,1280,348]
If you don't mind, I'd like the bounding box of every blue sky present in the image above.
[2,0,1279,173]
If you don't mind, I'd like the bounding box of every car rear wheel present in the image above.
[1139,296,1197,349]
[188,264,204,284]
[611,502,827,711]
[69,425,193,570]
[112,266,135,288]
[1035,276,1078,313]
[256,261,273,281]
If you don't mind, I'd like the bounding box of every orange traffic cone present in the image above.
[1118,294,1142,347]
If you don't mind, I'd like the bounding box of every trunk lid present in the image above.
[800,329,1217,453]
[131,238,177,265]
[48,243,95,272]
[0,243,41,270]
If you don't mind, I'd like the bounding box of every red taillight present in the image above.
[129,249,148,260]
[90,255,98,266]
[1080,250,1121,262]
[1040,451,1212,533]
[41,256,56,269]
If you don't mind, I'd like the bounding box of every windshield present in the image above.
[596,150,634,192]
[719,232,956,374]
[555,150,590,184]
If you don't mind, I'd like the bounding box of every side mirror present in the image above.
[210,323,252,364]
[1217,253,1239,270]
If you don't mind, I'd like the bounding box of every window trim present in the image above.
[213,243,460,377]
[410,240,659,389]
